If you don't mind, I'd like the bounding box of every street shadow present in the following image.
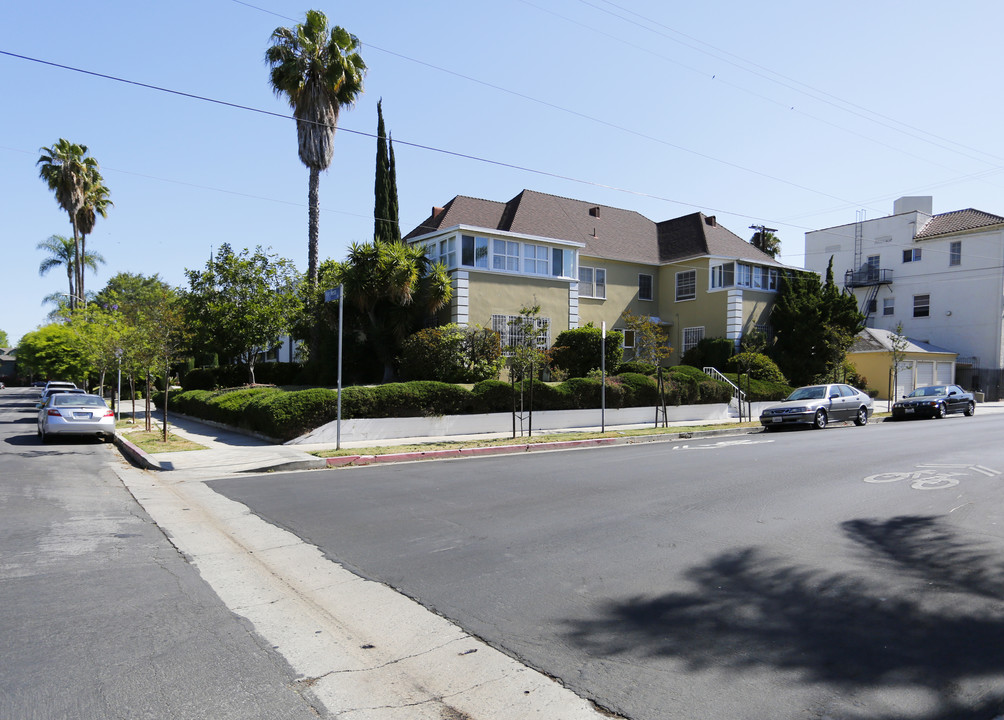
[562,515,1004,719]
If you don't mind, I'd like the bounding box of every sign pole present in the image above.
[337,284,344,450]
[601,322,606,433]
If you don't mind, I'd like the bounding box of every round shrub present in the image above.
[471,380,514,413]
[725,352,787,383]
[617,372,659,406]
[614,361,656,376]
[549,326,623,379]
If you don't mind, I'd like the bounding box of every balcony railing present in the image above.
[844,268,893,288]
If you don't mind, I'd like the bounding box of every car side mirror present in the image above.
[829,393,840,399]
[948,390,957,396]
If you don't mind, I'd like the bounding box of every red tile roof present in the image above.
[915,209,1004,239]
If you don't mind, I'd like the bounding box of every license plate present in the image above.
[905,408,914,414]
[73,412,92,419]
[772,417,782,423]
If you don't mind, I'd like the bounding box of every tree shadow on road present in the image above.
[563,515,1004,720]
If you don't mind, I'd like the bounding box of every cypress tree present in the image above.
[387,134,400,242]
[374,99,392,242]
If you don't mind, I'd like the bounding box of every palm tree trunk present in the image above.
[307,166,321,361]
[71,218,81,310]
[307,167,320,287]
[79,233,87,304]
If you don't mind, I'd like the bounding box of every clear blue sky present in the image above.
[4,0,1004,346]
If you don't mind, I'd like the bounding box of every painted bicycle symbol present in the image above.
[864,464,1000,490]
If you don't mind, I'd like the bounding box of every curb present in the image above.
[113,433,165,471]
[323,425,761,468]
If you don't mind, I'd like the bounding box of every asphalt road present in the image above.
[210,412,1004,720]
[0,387,328,720]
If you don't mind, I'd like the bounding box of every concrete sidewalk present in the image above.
[114,408,762,477]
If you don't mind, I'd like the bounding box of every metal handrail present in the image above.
[703,366,746,407]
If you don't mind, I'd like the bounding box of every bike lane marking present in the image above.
[863,464,1000,490]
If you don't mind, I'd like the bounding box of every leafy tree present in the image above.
[16,324,90,383]
[750,229,781,258]
[0,330,8,347]
[184,244,302,385]
[889,322,909,403]
[620,311,673,367]
[724,351,787,383]
[681,336,734,370]
[769,261,864,386]
[373,99,401,243]
[399,324,502,383]
[321,240,451,382]
[37,139,106,308]
[550,325,624,378]
[65,303,125,398]
[37,234,105,307]
[266,9,366,287]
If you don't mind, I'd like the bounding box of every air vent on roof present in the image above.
[705,215,717,227]
[589,206,601,218]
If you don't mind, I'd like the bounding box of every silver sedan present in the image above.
[760,383,874,430]
[37,393,116,442]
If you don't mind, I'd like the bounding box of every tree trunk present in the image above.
[162,358,170,443]
[307,167,321,363]
[145,372,152,432]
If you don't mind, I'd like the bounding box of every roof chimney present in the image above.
[589,206,601,218]
[705,215,717,227]
[431,206,445,220]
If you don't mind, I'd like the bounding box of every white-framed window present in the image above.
[639,273,654,301]
[523,244,549,275]
[551,248,574,278]
[949,241,962,266]
[752,266,765,289]
[461,234,489,268]
[737,263,752,287]
[676,270,696,301]
[903,248,922,263]
[619,328,635,349]
[493,239,520,272]
[438,236,456,268]
[883,297,895,316]
[866,255,880,280]
[682,326,705,354]
[579,266,606,299]
[767,268,780,290]
[491,313,551,356]
[711,262,734,289]
[913,294,930,318]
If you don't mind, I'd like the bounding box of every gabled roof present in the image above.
[405,189,785,267]
[914,209,1004,239]
[849,328,956,356]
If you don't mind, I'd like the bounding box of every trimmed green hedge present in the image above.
[155,366,737,440]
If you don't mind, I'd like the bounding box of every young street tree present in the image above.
[620,311,673,367]
[184,245,302,385]
[266,10,366,288]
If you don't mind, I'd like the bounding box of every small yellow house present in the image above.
[847,327,958,400]
[404,190,798,363]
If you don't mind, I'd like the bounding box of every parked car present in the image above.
[37,393,115,442]
[891,385,976,420]
[35,387,87,409]
[42,380,77,392]
[760,383,874,430]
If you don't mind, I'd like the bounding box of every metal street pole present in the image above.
[337,284,344,451]
[601,322,606,432]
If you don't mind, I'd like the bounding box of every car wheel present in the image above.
[812,409,827,429]
[935,402,946,419]
[965,401,975,417]
[854,407,868,426]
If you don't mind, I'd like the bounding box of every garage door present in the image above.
[916,361,934,387]
[935,361,954,385]
[895,361,915,399]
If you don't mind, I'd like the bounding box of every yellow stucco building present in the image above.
[405,190,797,364]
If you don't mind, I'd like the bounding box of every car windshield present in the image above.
[786,386,826,401]
[907,386,946,398]
[53,395,107,407]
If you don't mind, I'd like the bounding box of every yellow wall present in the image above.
[466,273,572,335]
[847,350,957,399]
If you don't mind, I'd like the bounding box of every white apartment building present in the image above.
[805,196,1004,398]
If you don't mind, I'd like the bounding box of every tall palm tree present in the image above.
[37,234,105,309]
[266,10,366,287]
[750,229,781,259]
[37,139,100,309]
[75,174,113,302]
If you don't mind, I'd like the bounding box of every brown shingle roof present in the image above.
[405,189,785,266]
[915,209,1004,239]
